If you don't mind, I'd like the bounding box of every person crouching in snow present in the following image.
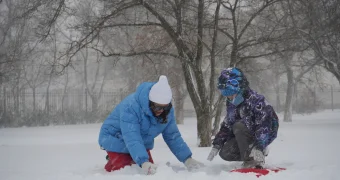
[207,67,279,169]
[98,75,204,175]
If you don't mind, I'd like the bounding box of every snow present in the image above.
[1,110,340,180]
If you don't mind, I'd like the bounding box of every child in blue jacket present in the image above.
[207,68,279,169]
[98,75,203,174]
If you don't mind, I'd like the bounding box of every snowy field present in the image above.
[1,110,340,180]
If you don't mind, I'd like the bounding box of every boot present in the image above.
[242,159,265,169]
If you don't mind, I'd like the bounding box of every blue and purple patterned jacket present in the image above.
[212,89,279,151]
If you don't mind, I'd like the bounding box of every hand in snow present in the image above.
[207,147,219,161]
[141,162,157,175]
[184,157,205,171]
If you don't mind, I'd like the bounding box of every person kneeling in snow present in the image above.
[207,67,279,169]
[98,75,204,175]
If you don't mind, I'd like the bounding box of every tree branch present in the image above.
[59,1,140,71]
[238,0,280,40]
[237,50,278,65]
[40,0,66,41]
[196,0,204,66]
[101,22,162,28]
[209,0,221,112]
[139,0,195,61]
[91,47,195,67]
[217,27,235,42]
[165,0,177,12]
[139,0,202,107]
[295,58,323,81]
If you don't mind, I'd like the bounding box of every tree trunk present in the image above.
[174,96,184,124]
[275,87,281,113]
[329,69,340,85]
[33,87,36,113]
[45,84,50,116]
[91,97,98,114]
[21,89,25,115]
[196,109,212,147]
[45,63,54,116]
[212,97,225,136]
[284,68,294,122]
[61,69,69,114]
[32,87,37,126]
[275,73,281,112]
[15,85,19,116]
[12,71,20,117]
[173,85,185,124]
[3,87,6,118]
[230,45,238,66]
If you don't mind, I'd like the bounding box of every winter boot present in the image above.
[242,160,265,169]
[242,147,265,169]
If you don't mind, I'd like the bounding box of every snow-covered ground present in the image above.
[1,110,340,180]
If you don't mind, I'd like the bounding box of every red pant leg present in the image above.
[105,150,155,172]
[147,150,154,163]
[105,152,134,172]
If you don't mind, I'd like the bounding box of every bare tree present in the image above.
[267,0,338,121]
[169,58,187,124]
[0,0,41,126]
[81,48,108,116]
[54,0,284,146]
[218,0,283,66]
[17,0,67,40]
[287,0,340,85]
[279,51,320,122]
[6,0,294,145]
[61,67,69,115]
[44,25,59,116]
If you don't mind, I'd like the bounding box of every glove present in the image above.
[249,148,265,163]
[207,147,219,161]
[184,157,205,171]
[141,162,157,175]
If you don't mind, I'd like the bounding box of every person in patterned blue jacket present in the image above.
[207,67,279,169]
[98,75,203,175]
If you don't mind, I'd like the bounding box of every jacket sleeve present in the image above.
[162,109,192,163]
[212,120,234,149]
[253,99,279,151]
[120,107,149,166]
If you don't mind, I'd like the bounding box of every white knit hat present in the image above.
[149,75,172,104]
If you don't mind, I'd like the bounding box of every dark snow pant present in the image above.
[219,121,254,162]
[105,150,154,172]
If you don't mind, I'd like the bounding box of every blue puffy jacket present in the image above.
[98,82,192,166]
